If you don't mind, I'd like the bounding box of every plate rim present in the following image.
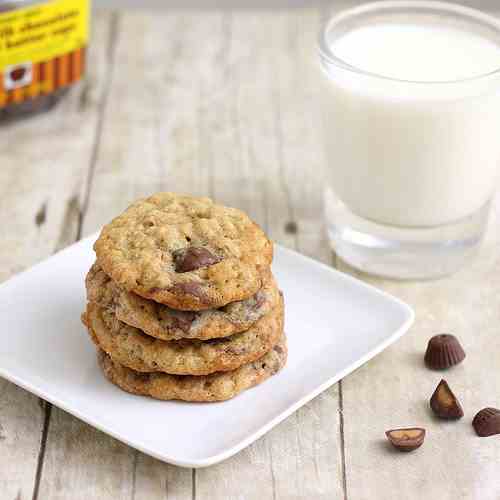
[0,234,414,468]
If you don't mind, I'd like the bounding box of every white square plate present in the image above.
[0,234,413,468]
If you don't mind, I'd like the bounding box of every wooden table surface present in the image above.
[2,4,500,499]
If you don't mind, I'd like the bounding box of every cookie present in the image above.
[83,295,284,376]
[93,193,273,310]
[86,263,281,341]
[97,333,287,402]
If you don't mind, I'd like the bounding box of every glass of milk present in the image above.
[319,1,500,279]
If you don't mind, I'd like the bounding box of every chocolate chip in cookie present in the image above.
[174,247,222,273]
[169,310,197,333]
[252,290,266,311]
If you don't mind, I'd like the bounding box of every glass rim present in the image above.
[318,0,500,86]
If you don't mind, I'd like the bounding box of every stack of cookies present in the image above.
[82,193,287,402]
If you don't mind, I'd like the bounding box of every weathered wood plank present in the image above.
[30,12,175,500]
[37,10,231,499]
[193,11,289,499]
[39,407,137,500]
[0,383,42,500]
[0,11,115,500]
[195,8,344,500]
[337,196,500,500]
[267,9,345,499]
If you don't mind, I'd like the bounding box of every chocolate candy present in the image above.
[430,379,464,419]
[472,408,500,437]
[385,428,426,452]
[169,310,197,333]
[168,282,209,302]
[174,247,222,273]
[424,334,465,370]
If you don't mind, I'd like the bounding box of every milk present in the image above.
[321,17,500,227]
[332,24,500,83]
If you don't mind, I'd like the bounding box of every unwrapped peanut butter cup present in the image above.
[472,408,500,437]
[430,379,464,419]
[385,428,425,452]
[424,334,465,370]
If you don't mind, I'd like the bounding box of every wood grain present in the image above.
[194,9,344,499]
[38,10,219,500]
[337,196,500,500]
[2,3,500,500]
[34,11,189,500]
[39,7,344,499]
[0,11,115,500]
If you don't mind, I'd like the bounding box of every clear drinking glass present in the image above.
[318,1,500,279]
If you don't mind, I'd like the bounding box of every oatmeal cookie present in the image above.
[94,193,273,310]
[86,263,280,341]
[97,333,287,402]
[83,296,284,376]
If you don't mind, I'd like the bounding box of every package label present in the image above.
[0,0,89,107]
